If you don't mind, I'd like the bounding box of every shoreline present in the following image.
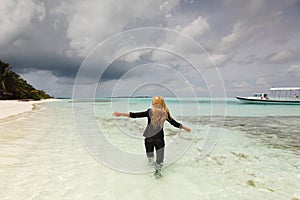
[0,99,60,120]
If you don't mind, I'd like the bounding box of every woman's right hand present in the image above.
[112,112,120,117]
[112,112,129,117]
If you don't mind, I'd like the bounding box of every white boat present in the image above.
[236,87,300,104]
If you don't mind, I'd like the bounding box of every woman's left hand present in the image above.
[182,125,191,132]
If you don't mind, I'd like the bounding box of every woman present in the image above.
[113,96,191,175]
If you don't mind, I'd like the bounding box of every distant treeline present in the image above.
[110,96,152,98]
[0,60,52,100]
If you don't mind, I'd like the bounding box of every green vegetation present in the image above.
[0,60,52,100]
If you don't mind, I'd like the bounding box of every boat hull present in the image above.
[235,96,300,105]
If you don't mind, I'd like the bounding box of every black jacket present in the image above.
[129,108,182,140]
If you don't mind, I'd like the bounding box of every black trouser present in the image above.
[144,138,165,164]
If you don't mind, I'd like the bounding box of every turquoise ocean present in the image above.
[0,98,299,199]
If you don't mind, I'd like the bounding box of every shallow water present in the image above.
[0,99,299,199]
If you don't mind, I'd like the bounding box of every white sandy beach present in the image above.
[0,99,59,120]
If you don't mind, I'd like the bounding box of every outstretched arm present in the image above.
[112,112,130,117]
[166,113,191,132]
[113,110,149,118]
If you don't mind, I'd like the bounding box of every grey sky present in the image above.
[1,0,300,98]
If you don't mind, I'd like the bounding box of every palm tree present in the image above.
[0,61,13,99]
[0,60,10,92]
[0,60,52,100]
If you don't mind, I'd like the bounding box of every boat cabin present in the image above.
[270,87,300,100]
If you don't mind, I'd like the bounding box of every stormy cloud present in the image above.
[1,0,300,98]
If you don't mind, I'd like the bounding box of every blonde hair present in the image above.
[151,96,169,127]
